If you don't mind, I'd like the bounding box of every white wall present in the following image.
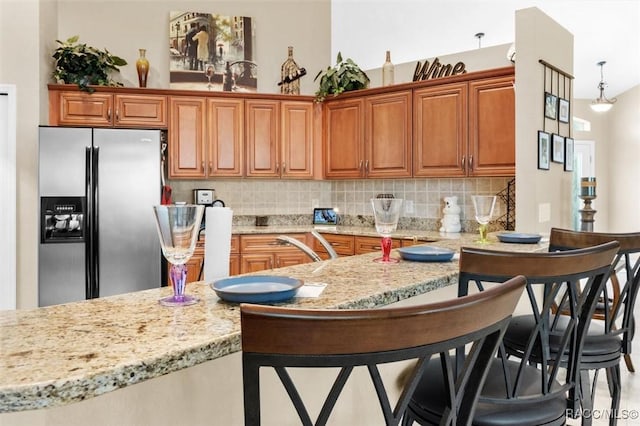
[514,7,574,233]
[608,85,640,231]
[55,0,331,96]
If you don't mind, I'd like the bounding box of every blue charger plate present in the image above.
[497,233,542,244]
[397,246,455,262]
[211,275,303,303]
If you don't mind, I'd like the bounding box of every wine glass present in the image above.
[371,198,404,263]
[471,195,496,243]
[205,64,215,90]
[153,204,204,306]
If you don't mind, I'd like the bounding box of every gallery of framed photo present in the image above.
[552,133,565,163]
[564,137,575,171]
[537,131,550,170]
[544,92,558,120]
[558,98,570,123]
[168,12,256,92]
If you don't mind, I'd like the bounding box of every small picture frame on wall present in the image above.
[564,137,574,171]
[552,133,565,163]
[537,131,550,170]
[544,92,558,119]
[558,98,570,123]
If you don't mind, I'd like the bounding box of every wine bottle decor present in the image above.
[279,46,306,95]
[382,50,394,86]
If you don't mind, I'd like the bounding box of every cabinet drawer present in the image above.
[240,234,307,253]
[313,233,355,256]
[354,236,401,254]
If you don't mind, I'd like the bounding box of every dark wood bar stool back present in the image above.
[545,228,640,425]
[241,275,527,426]
[403,241,619,426]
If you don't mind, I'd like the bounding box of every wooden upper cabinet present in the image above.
[114,95,168,128]
[413,83,467,177]
[169,96,206,178]
[281,100,314,179]
[49,89,167,128]
[170,96,244,179]
[245,99,280,177]
[206,98,244,177]
[468,76,515,176]
[365,91,412,178]
[245,99,314,179]
[324,92,411,179]
[323,98,365,178]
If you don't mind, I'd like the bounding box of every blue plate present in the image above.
[397,246,455,262]
[497,233,542,244]
[211,275,303,303]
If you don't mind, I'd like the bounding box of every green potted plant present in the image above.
[52,35,127,93]
[314,52,370,101]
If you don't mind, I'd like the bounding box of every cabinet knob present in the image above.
[358,160,364,174]
[209,162,213,174]
[461,156,465,170]
[282,162,286,172]
[115,109,119,122]
[364,160,369,174]
[275,162,279,173]
[107,108,112,121]
[469,155,473,170]
[201,161,205,172]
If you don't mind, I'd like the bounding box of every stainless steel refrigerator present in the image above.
[38,126,162,306]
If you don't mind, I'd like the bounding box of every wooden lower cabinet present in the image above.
[239,234,312,274]
[354,235,402,254]
[315,233,410,257]
[313,233,356,259]
[229,235,240,276]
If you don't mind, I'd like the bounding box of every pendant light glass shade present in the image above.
[590,61,616,112]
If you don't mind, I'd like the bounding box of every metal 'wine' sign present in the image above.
[413,57,466,81]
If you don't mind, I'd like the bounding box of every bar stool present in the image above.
[403,241,619,426]
[241,275,527,426]
[538,228,640,425]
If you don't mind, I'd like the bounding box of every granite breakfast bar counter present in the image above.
[0,233,546,425]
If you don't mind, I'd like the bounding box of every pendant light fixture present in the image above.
[590,60,616,112]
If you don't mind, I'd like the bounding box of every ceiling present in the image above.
[332,0,640,99]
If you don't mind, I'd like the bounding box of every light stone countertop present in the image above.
[0,232,546,413]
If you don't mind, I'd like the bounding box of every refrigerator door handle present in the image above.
[91,146,100,298]
[85,146,93,300]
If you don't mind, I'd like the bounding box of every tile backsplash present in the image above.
[169,177,514,231]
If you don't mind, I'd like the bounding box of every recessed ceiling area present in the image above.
[331,0,640,99]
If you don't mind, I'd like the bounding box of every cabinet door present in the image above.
[413,83,467,177]
[206,98,244,177]
[229,254,241,276]
[246,99,280,177]
[365,91,412,178]
[241,253,274,274]
[114,94,167,128]
[281,100,314,179]
[55,92,113,127]
[324,98,365,178]
[276,252,311,268]
[169,97,206,178]
[468,76,515,176]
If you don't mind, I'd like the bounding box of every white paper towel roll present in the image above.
[203,207,233,281]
